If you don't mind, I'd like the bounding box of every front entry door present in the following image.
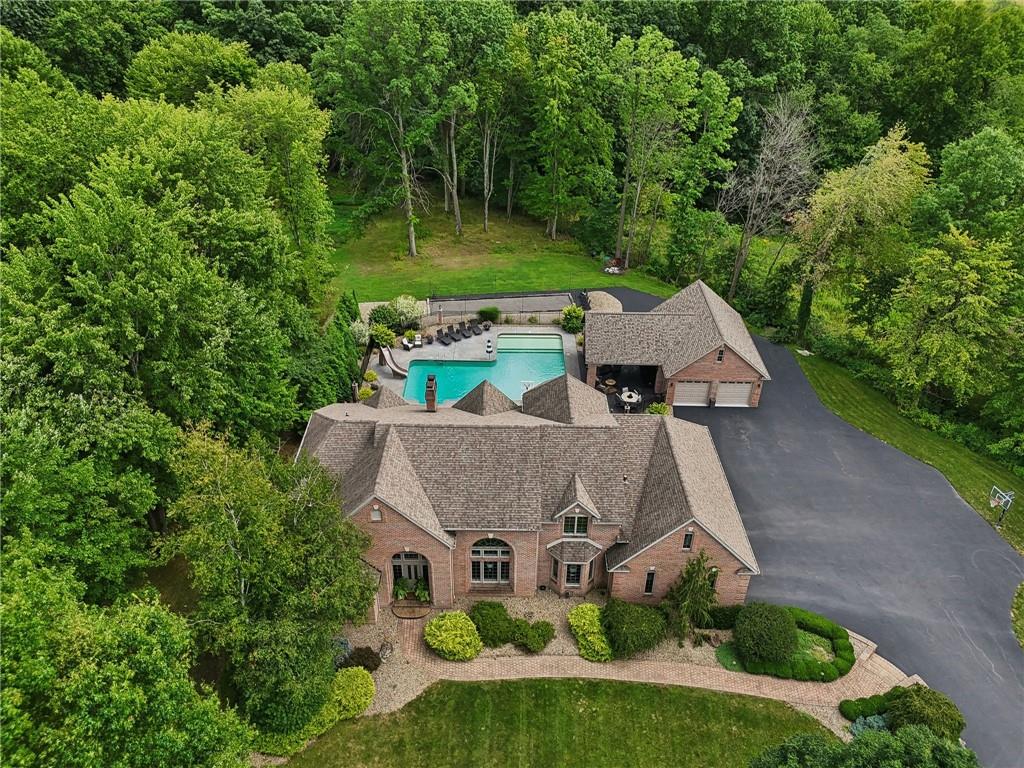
[392,553,429,584]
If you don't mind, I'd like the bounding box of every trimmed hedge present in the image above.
[602,598,667,658]
[469,601,513,648]
[734,603,797,663]
[703,604,742,630]
[568,603,612,662]
[424,611,483,661]
[886,684,965,742]
[722,604,857,683]
[467,602,554,654]
[477,306,500,322]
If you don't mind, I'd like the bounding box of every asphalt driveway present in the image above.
[601,287,1024,766]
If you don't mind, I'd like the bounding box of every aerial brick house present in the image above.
[584,280,771,407]
[298,373,758,616]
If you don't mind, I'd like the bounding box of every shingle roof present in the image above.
[547,538,603,563]
[452,380,517,416]
[364,387,410,409]
[304,383,757,573]
[584,280,770,379]
[555,473,600,519]
[521,374,617,425]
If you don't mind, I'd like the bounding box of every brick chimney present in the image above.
[425,374,437,412]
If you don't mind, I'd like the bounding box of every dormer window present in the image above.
[563,515,589,537]
[715,347,725,363]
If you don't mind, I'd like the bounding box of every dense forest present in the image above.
[1,0,1022,764]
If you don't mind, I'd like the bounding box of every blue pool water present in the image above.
[403,334,566,404]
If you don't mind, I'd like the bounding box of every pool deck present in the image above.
[370,325,584,403]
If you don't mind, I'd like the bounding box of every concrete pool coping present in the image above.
[370,325,584,403]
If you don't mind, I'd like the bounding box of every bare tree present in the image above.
[719,94,820,300]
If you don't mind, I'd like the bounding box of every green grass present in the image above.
[1013,583,1024,650]
[794,630,833,663]
[326,189,676,304]
[715,642,744,672]
[796,352,1023,553]
[288,679,829,768]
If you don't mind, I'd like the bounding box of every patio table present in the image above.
[621,390,641,405]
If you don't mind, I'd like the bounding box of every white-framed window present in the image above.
[644,570,656,595]
[588,560,594,582]
[370,507,382,522]
[709,567,719,589]
[682,531,694,550]
[470,538,511,584]
[565,564,582,586]
[551,558,559,582]
[563,515,589,537]
[715,347,725,363]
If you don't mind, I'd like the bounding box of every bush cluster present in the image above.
[839,692,894,721]
[728,604,857,682]
[333,667,375,720]
[645,402,670,415]
[850,714,888,737]
[734,602,797,663]
[367,303,401,331]
[423,611,483,661]
[339,646,381,672]
[477,306,501,322]
[467,601,555,654]
[601,598,667,658]
[560,304,584,333]
[567,603,612,662]
[703,604,742,630]
[886,684,966,742]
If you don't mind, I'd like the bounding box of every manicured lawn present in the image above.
[795,352,1023,553]
[326,190,676,304]
[1013,582,1024,650]
[288,679,829,768]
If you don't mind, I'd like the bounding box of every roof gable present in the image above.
[452,380,517,416]
[553,472,600,519]
[521,374,615,425]
[365,387,410,409]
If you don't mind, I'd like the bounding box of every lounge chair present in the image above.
[469,319,483,335]
[414,334,422,347]
[401,337,413,351]
[458,321,472,339]
[447,324,461,342]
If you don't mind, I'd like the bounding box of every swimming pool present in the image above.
[402,334,566,404]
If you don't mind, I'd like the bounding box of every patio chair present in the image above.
[414,333,423,347]
[458,321,472,339]
[447,324,461,342]
[401,337,413,351]
[436,328,450,346]
[469,319,483,335]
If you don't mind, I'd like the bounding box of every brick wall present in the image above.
[452,529,539,598]
[607,522,751,605]
[351,499,455,608]
[665,347,763,407]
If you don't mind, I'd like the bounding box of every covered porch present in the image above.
[587,364,662,414]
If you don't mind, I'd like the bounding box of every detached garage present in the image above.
[584,280,771,409]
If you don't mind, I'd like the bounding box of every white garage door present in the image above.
[716,382,753,407]
[672,381,710,406]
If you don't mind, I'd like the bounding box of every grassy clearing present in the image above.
[325,189,676,303]
[795,352,1023,553]
[795,630,834,663]
[288,678,828,768]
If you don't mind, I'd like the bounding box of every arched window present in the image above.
[470,538,512,584]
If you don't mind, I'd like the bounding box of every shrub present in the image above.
[560,304,585,333]
[645,402,671,415]
[734,602,798,664]
[705,604,742,630]
[357,385,373,401]
[510,618,530,646]
[527,315,539,324]
[850,714,888,737]
[363,370,378,383]
[523,621,555,653]
[340,646,381,672]
[350,319,370,347]
[338,289,361,323]
[662,550,717,639]
[601,598,667,658]
[786,606,846,641]
[333,667,375,720]
[369,324,396,349]
[403,329,416,342]
[576,332,584,347]
[389,294,420,328]
[885,684,965,742]
[478,306,500,323]
[839,687,909,721]
[423,611,483,661]
[568,603,612,662]
[368,303,401,330]
[469,601,513,648]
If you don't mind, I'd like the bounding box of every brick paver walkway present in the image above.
[397,618,913,712]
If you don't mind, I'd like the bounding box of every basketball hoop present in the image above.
[989,486,1015,525]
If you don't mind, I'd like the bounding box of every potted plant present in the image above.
[414,578,430,603]
[393,578,413,600]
